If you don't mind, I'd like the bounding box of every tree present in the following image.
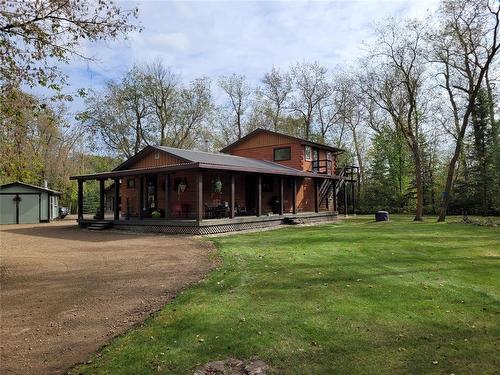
[143,60,179,146]
[261,67,293,131]
[428,0,500,221]
[167,78,212,149]
[290,62,332,140]
[0,0,139,87]
[361,20,429,221]
[218,74,251,139]
[80,67,150,158]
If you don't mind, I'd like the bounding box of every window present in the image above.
[274,147,291,161]
[127,178,135,188]
[326,151,332,160]
[305,146,312,161]
[154,150,160,160]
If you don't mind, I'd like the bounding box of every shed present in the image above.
[0,182,62,224]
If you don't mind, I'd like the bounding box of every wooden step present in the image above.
[88,221,113,230]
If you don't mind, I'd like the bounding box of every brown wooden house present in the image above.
[71,128,357,234]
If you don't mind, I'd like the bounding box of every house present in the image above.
[70,128,358,234]
[0,182,61,224]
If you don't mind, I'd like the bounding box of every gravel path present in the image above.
[0,220,214,374]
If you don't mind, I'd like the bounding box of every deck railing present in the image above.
[311,159,333,175]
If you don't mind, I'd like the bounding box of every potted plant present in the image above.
[151,210,161,218]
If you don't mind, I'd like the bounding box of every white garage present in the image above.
[0,182,62,224]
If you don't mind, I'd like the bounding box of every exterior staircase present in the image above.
[318,166,358,212]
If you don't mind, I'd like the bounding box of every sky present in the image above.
[57,0,440,112]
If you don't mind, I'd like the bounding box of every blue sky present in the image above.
[59,0,439,112]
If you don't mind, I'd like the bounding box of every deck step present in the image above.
[88,222,113,230]
[282,217,304,225]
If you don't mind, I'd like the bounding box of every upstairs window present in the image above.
[274,147,291,161]
[305,146,312,161]
[127,178,135,188]
[326,151,332,160]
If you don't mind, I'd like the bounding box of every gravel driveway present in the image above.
[0,220,214,374]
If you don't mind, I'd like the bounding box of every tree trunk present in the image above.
[413,147,424,221]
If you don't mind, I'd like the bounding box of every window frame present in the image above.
[273,146,291,162]
[305,145,312,161]
[127,178,135,189]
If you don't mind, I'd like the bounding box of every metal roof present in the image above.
[220,128,345,154]
[0,181,62,195]
[155,146,302,174]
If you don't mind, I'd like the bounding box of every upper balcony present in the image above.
[310,159,334,175]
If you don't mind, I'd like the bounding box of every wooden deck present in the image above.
[78,211,338,234]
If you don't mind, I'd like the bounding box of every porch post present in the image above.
[343,182,348,217]
[333,180,337,212]
[196,172,203,222]
[230,174,235,218]
[279,176,284,215]
[113,177,120,220]
[351,168,356,215]
[292,177,297,214]
[77,179,83,220]
[99,179,105,220]
[314,178,319,213]
[165,174,170,219]
[139,175,144,220]
[256,175,262,217]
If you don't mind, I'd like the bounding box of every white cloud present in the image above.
[37,0,440,112]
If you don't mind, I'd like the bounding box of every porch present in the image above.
[72,166,341,233]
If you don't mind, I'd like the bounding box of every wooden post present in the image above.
[351,168,356,215]
[114,177,120,220]
[99,179,105,220]
[343,182,348,217]
[292,177,297,214]
[279,176,284,215]
[139,176,144,220]
[165,174,170,219]
[77,179,83,220]
[196,172,203,222]
[314,178,319,213]
[230,174,235,218]
[333,180,337,212]
[256,175,262,217]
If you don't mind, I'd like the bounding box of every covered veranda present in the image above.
[71,162,340,231]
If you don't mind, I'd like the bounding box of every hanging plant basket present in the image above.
[212,177,223,193]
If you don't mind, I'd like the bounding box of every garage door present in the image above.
[0,194,40,224]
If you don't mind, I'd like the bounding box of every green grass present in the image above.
[73,215,500,374]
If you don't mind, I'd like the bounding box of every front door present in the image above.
[245,175,256,215]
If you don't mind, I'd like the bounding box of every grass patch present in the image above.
[73,215,500,374]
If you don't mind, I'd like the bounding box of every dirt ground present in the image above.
[0,220,215,374]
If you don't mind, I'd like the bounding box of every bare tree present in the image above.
[168,78,212,149]
[337,76,366,185]
[261,67,293,131]
[428,0,500,221]
[143,60,179,145]
[361,20,429,221]
[218,74,251,139]
[290,62,332,139]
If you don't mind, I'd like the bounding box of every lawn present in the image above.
[73,216,500,374]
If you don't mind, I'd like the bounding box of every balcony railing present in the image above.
[311,159,333,175]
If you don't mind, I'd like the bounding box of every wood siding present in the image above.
[227,132,337,174]
[130,149,187,169]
